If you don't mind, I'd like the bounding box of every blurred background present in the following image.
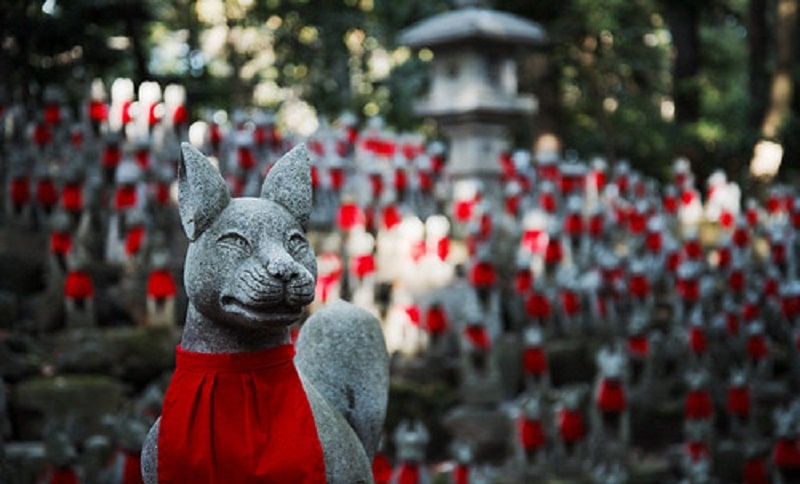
[2,0,798,187]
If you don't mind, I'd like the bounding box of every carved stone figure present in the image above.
[141,142,389,483]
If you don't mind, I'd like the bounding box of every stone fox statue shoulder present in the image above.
[141,142,389,484]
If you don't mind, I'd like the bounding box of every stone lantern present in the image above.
[399,0,548,204]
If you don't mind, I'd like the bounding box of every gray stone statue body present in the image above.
[141,142,389,483]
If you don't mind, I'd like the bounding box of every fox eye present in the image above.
[218,232,251,254]
[286,230,308,255]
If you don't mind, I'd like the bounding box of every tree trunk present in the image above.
[760,0,797,139]
[524,51,563,157]
[748,0,769,130]
[124,13,150,87]
[667,3,701,125]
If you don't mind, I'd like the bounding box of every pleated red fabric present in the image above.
[157,344,326,483]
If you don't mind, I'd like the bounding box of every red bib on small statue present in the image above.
[157,344,326,483]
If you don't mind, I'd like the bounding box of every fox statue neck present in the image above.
[180,304,291,353]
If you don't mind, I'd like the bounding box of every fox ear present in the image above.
[260,143,312,229]
[178,142,231,240]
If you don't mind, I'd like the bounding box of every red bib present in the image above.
[157,344,326,483]
[522,347,548,376]
[147,270,177,298]
[518,417,545,451]
[596,379,626,413]
[685,389,713,420]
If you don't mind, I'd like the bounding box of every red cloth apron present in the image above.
[557,409,586,444]
[522,347,548,376]
[147,270,177,299]
[518,417,545,451]
[371,452,392,484]
[157,344,326,483]
[596,379,626,413]
[685,389,713,420]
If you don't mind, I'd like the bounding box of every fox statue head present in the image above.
[178,142,317,330]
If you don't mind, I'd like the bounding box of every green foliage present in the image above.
[0,0,793,183]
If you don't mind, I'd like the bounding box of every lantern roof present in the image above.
[399,6,548,50]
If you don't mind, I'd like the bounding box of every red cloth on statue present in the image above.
[627,335,649,357]
[515,270,532,294]
[157,344,326,483]
[122,450,144,484]
[155,183,170,206]
[544,238,563,264]
[424,306,448,335]
[64,271,93,299]
[453,199,474,223]
[10,177,30,206]
[726,386,750,416]
[372,452,392,484]
[525,292,552,319]
[36,179,58,208]
[435,237,449,261]
[43,467,79,484]
[337,203,364,230]
[522,347,548,376]
[405,305,421,327]
[238,147,255,170]
[557,409,585,444]
[629,274,650,299]
[61,184,82,212]
[729,270,745,293]
[394,168,407,191]
[685,441,710,462]
[469,262,496,287]
[596,379,626,413]
[504,195,519,215]
[560,290,581,316]
[564,213,583,236]
[589,214,605,239]
[125,226,145,255]
[743,457,769,484]
[395,463,420,484]
[678,278,700,302]
[89,100,108,122]
[172,105,188,126]
[351,254,376,278]
[747,334,769,360]
[518,417,545,451]
[50,231,72,255]
[134,149,150,170]
[381,205,402,230]
[453,463,470,484]
[773,438,800,469]
[743,300,760,320]
[464,325,490,350]
[115,185,138,210]
[685,390,713,420]
[329,167,345,191]
[688,326,707,354]
[147,270,177,298]
[102,144,122,168]
[369,174,383,197]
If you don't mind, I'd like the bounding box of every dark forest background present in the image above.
[2,0,799,188]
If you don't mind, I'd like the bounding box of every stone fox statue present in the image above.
[141,143,389,483]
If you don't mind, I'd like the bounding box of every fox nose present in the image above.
[266,255,299,282]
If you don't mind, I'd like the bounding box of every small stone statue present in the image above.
[390,420,430,484]
[590,344,630,452]
[141,143,389,483]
